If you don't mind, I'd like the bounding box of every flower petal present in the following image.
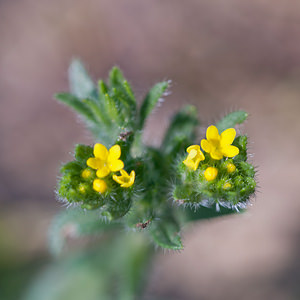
[87,157,102,169]
[113,174,123,185]
[108,145,121,161]
[122,170,135,187]
[120,169,128,177]
[109,159,124,172]
[187,145,200,153]
[198,150,205,161]
[210,149,223,160]
[96,166,110,178]
[222,145,239,158]
[220,128,236,146]
[206,125,219,141]
[201,139,211,153]
[94,143,108,160]
[187,149,198,160]
[183,159,196,170]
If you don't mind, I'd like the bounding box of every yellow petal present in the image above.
[122,170,135,187]
[93,179,107,193]
[206,125,220,141]
[94,143,108,160]
[109,159,124,172]
[187,145,200,153]
[108,145,121,161]
[210,149,223,160]
[222,145,239,158]
[220,128,236,146]
[129,170,135,180]
[198,150,205,161]
[96,166,110,178]
[120,169,128,177]
[87,157,102,170]
[187,149,198,160]
[112,174,123,185]
[201,139,211,153]
[183,159,197,171]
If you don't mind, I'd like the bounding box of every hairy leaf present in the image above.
[138,81,169,129]
[162,105,199,156]
[68,59,96,99]
[216,110,248,132]
[150,216,183,250]
[55,93,96,123]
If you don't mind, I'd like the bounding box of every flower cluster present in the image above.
[174,125,256,209]
[57,143,135,212]
[183,125,239,178]
[87,143,135,193]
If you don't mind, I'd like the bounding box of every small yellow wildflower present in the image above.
[204,167,218,181]
[81,168,93,179]
[226,163,236,173]
[113,169,135,188]
[201,125,239,160]
[183,145,205,171]
[78,183,86,193]
[87,144,124,178]
[223,182,232,190]
[93,179,107,193]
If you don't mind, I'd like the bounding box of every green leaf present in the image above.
[138,81,169,129]
[109,67,136,107]
[25,233,152,300]
[74,144,93,165]
[216,110,248,132]
[82,98,110,126]
[55,93,96,123]
[183,206,241,222]
[104,93,121,123]
[149,216,183,250]
[68,59,96,99]
[161,105,199,156]
[49,208,120,256]
[60,161,82,174]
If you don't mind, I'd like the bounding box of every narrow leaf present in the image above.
[161,105,198,155]
[109,67,137,123]
[150,216,183,250]
[55,93,96,123]
[109,67,135,105]
[216,110,248,132]
[82,98,111,126]
[183,206,241,222]
[139,81,169,129]
[68,59,96,99]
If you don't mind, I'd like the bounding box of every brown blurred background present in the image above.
[1,0,300,299]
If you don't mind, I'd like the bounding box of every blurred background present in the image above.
[1,0,300,299]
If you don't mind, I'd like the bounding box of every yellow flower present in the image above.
[113,169,135,188]
[81,168,93,179]
[201,125,239,160]
[223,182,232,190]
[226,163,236,173]
[87,144,124,178]
[204,167,218,181]
[183,145,205,171]
[93,179,107,193]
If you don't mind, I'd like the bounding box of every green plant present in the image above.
[24,60,256,300]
